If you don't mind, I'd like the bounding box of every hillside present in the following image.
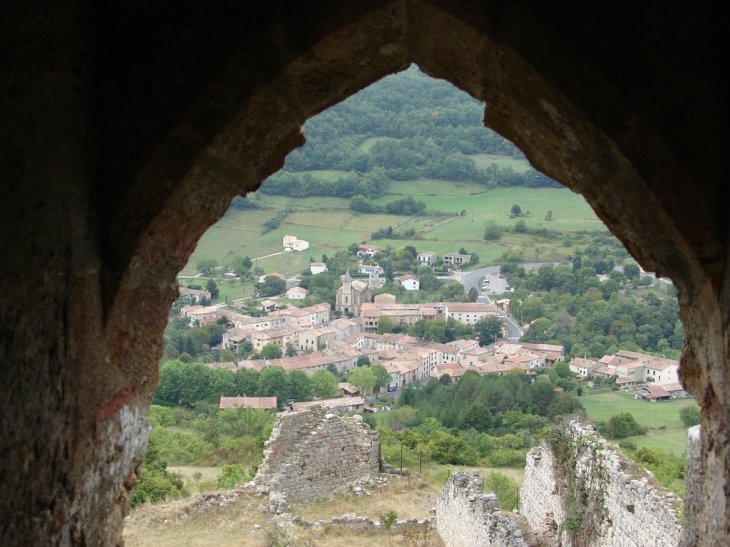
[183,66,608,277]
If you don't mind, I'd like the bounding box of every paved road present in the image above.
[453,262,558,341]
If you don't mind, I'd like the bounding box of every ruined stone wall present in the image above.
[520,422,682,547]
[436,470,528,547]
[254,405,380,501]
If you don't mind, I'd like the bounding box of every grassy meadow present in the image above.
[581,390,697,455]
[182,166,606,276]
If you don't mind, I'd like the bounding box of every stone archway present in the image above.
[1,1,726,545]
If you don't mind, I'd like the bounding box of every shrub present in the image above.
[217,463,248,489]
[483,471,519,510]
[679,405,701,427]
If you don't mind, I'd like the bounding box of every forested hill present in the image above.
[257,66,560,201]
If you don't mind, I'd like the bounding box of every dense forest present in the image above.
[504,255,682,360]
[255,66,560,202]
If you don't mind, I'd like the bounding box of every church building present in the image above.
[335,269,369,315]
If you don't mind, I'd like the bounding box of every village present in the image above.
[177,235,688,415]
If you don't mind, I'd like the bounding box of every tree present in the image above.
[623,263,640,279]
[511,204,522,216]
[311,370,338,399]
[259,276,286,297]
[259,344,283,360]
[206,278,219,300]
[347,366,377,394]
[474,316,505,345]
[461,402,493,432]
[468,287,479,302]
[371,363,391,389]
[605,412,645,439]
[257,366,289,402]
[285,343,297,357]
[377,315,393,334]
[288,369,313,402]
[554,361,571,379]
[357,355,371,367]
[679,405,701,427]
[483,220,502,240]
[544,210,553,221]
[196,258,218,275]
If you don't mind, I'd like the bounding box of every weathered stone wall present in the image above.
[521,422,682,547]
[254,405,380,501]
[436,470,528,547]
[3,2,728,544]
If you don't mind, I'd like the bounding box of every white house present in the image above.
[310,262,328,274]
[357,244,381,258]
[282,235,297,248]
[292,239,309,251]
[283,235,309,251]
[286,286,308,300]
[397,274,420,291]
[358,264,384,275]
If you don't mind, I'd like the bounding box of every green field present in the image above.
[183,181,606,276]
[468,153,531,172]
[581,390,697,455]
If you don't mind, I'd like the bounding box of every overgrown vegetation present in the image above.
[372,370,582,471]
[545,418,608,546]
[503,259,682,360]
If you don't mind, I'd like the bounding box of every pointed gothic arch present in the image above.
[1,1,727,545]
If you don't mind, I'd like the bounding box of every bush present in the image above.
[217,463,248,489]
[679,405,701,427]
[131,445,188,507]
[428,434,479,465]
[598,412,647,439]
[483,471,519,510]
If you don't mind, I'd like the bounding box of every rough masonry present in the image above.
[436,470,528,547]
[521,422,683,547]
[2,2,728,544]
[254,405,380,501]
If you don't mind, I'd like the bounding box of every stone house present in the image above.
[635,386,672,402]
[286,286,307,299]
[260,299,280,312]
[299,326,336,352]
[432,362,466,382]
[444,303,499,324]
[178,286,212,303]
[569,356,600,375]
[251,325,302,352]
[373,292,396,304]
[417,251,438,266]
[443,252,472,269]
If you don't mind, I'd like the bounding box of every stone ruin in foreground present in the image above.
[252,406,693,547]
[253,404,381,502]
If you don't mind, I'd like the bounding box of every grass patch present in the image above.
[184,185,606,276]
[123,479,444,547]
[582,390,696,456]
[623,429,691,456]
[580,390,698,429]
[467,153,531,172]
